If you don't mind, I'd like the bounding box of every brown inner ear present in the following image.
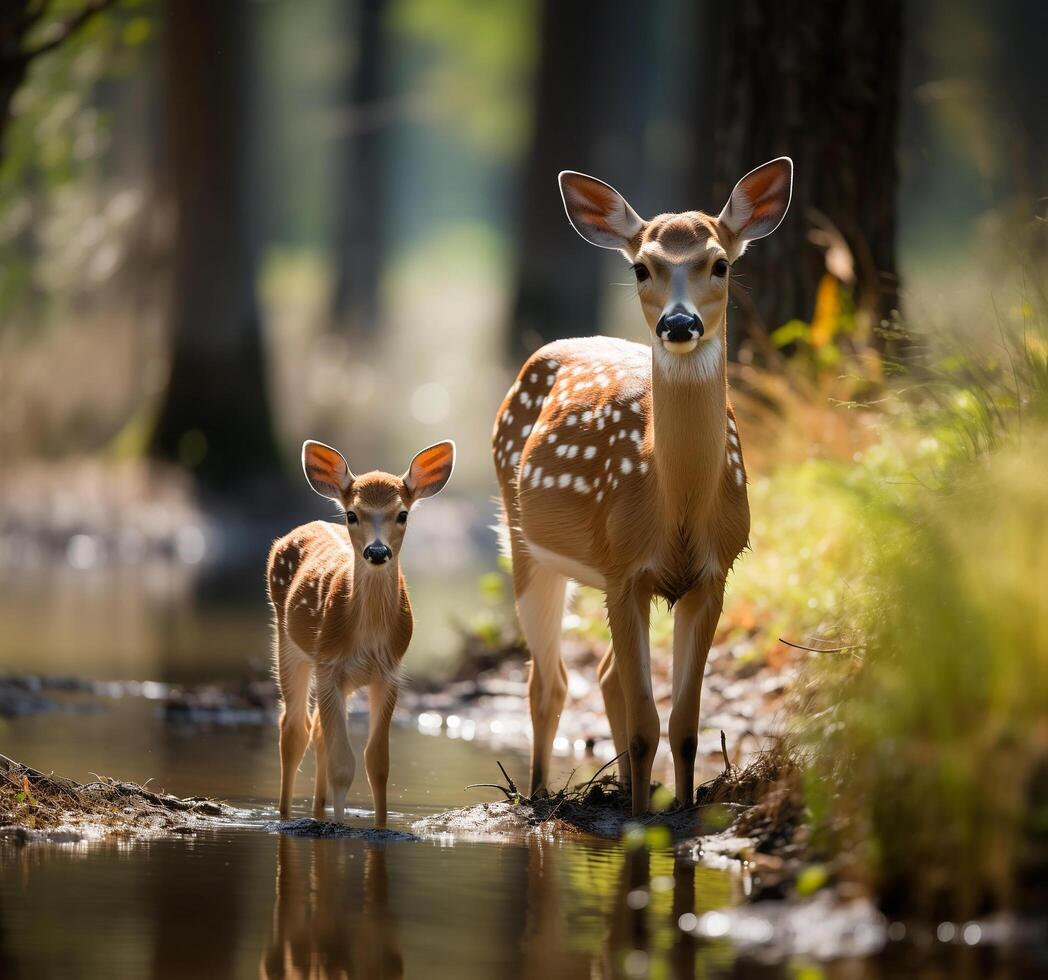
[411,447,448,488]
[306,445,348,495]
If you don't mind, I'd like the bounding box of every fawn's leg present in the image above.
[606,583,658,816]
[668,582,723,806]
[598,643,632,787]
[365,677,398,827]
[315,666,355,823]
[310,707,327,819]
[515,564,569,796]
[276,634,313,818]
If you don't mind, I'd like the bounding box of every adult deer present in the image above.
[493,159,792,815]
[268,438,455,825]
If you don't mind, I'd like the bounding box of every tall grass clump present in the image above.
[806,304,1048,919]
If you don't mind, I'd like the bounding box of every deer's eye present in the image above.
[712,258,729,277]
[396,511,408,525]
[633,263,650,283]
[346,511,359,525]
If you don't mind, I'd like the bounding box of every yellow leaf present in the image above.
[809,275,841,349]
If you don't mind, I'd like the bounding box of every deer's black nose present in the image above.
[363,543,392,565]
[656,308,704,342]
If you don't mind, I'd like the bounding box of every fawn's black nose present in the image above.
[363,543,392,565]
[656,307,704,342]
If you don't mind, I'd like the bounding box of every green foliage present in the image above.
[0,0,157,321]
[795,302,1048,917]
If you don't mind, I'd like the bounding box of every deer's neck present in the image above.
[350,555,402,607]
[649,332,728,518]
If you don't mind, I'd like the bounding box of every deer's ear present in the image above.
[404,441,455,501]
[302,440,354,504]
[717,157,793,260]
[559,171,644,251]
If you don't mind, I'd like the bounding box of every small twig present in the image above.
[778,637,852,654]
[496,760,520,798]
[464,782,517,802]
[720,730,731,773]
[543,767,579,822]
[19,0,117,64]
[578,751,627,797]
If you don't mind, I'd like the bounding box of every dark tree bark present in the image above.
[697,0,903,357]
[0,1,115,154]
[330,0,386,336]
[507,0,654,357]
[149,0,280,490]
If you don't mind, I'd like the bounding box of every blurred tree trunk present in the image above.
[699,0,903,358]
[149,0,280,490]
[508,0,653,356]
[330,0,386,336]
[0,1,115,154]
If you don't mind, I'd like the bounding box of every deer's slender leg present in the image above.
[276,634,313,818]
[315,665,355,823]
[606,584,658,816]
[668,582,723,805]
[310,707,327,819]
[597,644,632,787]
[365,677,398,827]
[516,564,569,796]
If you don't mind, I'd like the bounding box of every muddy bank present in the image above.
[275,817,419,842]
[0,754,232,843]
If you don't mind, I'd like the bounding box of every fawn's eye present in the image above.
[346,511,358,525]
[396,511,408,525]
[633,263,650,283]
[712,258,729,277]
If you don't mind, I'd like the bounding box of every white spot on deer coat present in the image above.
[584,445,596,459]
[620,458,633,475]
[557,473,571,488]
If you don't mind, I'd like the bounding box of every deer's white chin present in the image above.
[661,337,699,355]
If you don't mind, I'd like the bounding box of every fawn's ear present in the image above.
[559,171,644,252]
[403,441,455,501]
[716,157,793,261]
[302,440,354,504]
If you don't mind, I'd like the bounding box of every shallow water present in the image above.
[3,695,750,980]
[1,575,1036,978]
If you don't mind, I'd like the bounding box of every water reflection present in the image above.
[262,838,402,980]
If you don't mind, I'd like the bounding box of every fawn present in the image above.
[268,438,455,824]
[494,158,793,815]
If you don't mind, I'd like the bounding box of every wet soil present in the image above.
[0,753,231,842]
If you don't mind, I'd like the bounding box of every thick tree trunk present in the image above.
[330,0,386,336]
[149,0,280,490]
[699,0,903,357]
[508,0,653,357]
